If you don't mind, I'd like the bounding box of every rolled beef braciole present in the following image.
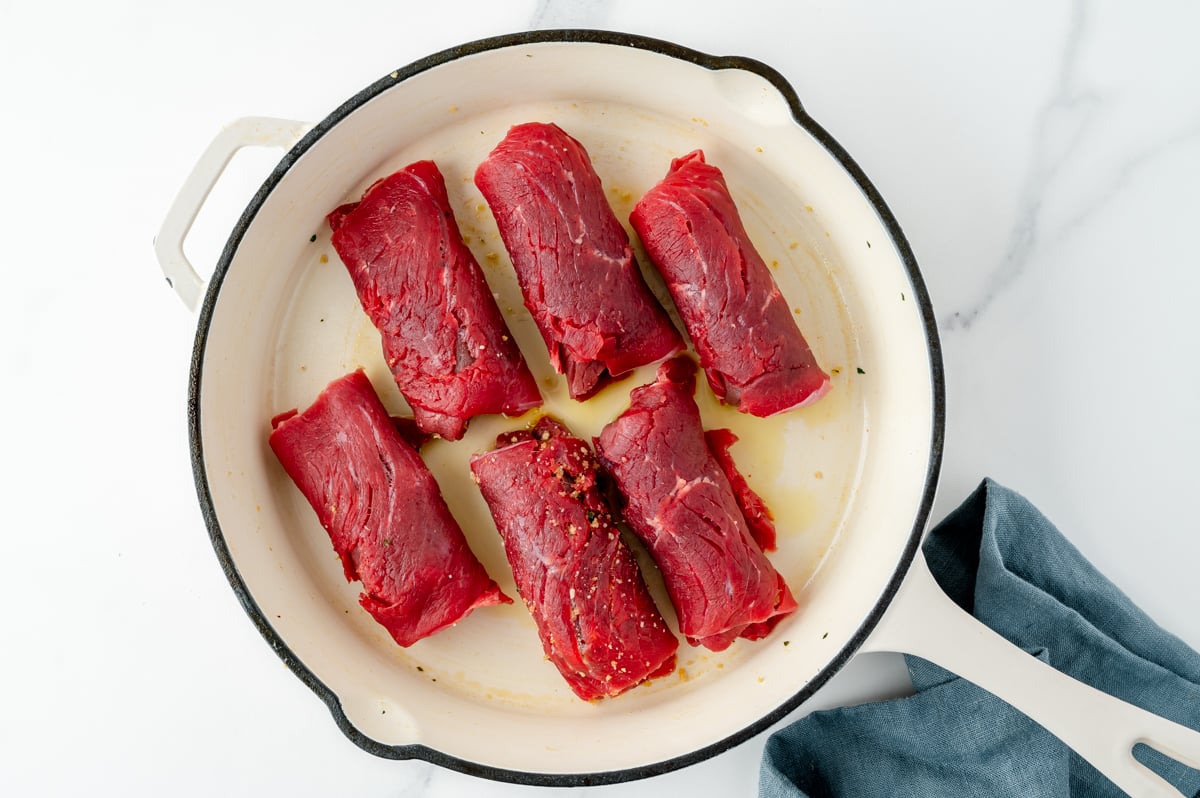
[269,370,511,647]
[595,357,796,651]
[470,416,678,700]
[328,160,541,441]
[474,122,684,400]
[630,151,830,417]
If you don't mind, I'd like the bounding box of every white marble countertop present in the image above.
[2,1,1197,795]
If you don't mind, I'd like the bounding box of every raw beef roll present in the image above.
[595,357,796,651]
[269,370,511,647]
[475,122,684,400]
[328,160,541,441]
[470,416,678,700]
[630,150,830,417]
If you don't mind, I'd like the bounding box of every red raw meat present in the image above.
[269,370,511,647]
[470,416,678,700]
[474,122,684,400]
[594,357,796,651]
[705,428,776,552]
[630,150,830,417]
[328,160,541,441]
[390,415,432,451]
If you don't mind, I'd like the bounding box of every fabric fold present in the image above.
[760,479,1200,797]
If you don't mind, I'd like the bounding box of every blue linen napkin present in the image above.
[760,479,1200,797]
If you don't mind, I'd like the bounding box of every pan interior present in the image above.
[196,40,935,776]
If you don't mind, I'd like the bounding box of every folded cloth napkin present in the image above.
[760,478,1200,797]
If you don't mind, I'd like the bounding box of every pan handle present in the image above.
[862,551,1200,797]
[155,117,311,312]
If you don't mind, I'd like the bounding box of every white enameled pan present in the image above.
[157,31,1199,794]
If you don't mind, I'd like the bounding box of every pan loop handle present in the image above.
[154,117,311,312]
[863,552,1200,797]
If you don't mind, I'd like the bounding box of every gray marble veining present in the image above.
[944,0,1200,333]
[531,0,610,29]
[944,0,1095,331]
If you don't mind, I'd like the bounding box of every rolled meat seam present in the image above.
[630,150,830,417]
[269,370,511,648]
[328,159,542,441]
[595,357,796,651]
[470,416,678,700]
[475,122,684,400]
[706,427,777,552]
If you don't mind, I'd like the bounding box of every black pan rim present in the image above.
[187,27,945,788]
